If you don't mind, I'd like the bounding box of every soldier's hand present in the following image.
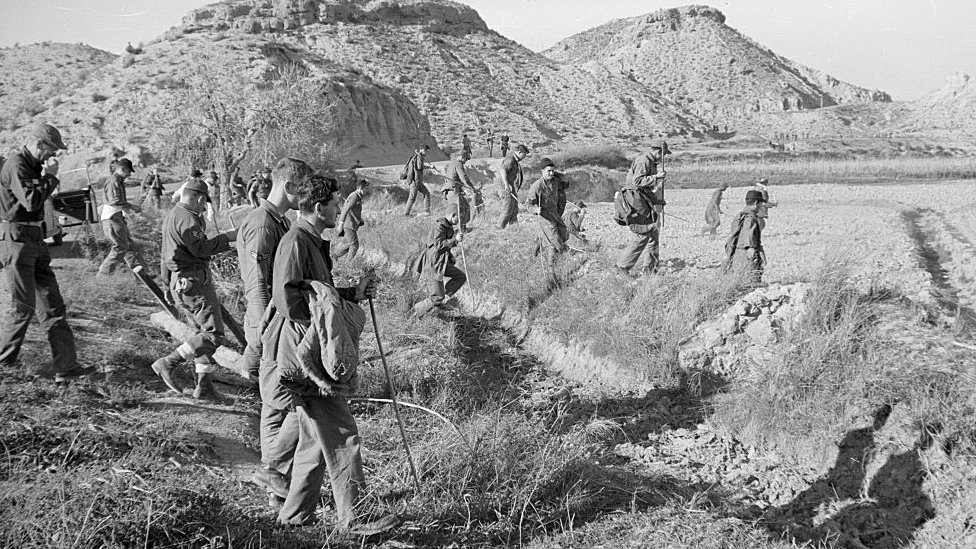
[223,229,238,242]
[455,232,464,244]
[44,158,59,178]
[355,272,379,301]
[657,169,667,178]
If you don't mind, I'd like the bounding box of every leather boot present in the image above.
[193,372,219,400]
[151,354,183,393]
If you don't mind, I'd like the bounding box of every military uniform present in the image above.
[0,146,80,375]
[160,202,231,373]
[726,210,765,282]
[98,167,145,275]
[333,189,365,259]
[526,175,568,265]
[496,152,524,228]
[412,216,466,316]
[403,153,430,216]
[617,152,665,274]
[500,135,510,158]
[441,159,477,230]
[260,218,364,526]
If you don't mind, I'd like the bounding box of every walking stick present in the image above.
[456,200,471,288]
[367,295,422,493]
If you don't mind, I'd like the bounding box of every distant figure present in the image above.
[248,167,273,208]
[141,165,160,196]
[148,167,165,210]
[702,184,728,236]
[403,145,432,217]
[334,179,369,260]
[230,171,247,206]
[563,201,595,252]
[499,133,510,158]
[724,189,766,284]
[496,144,528,229]
[485,129,495,158]
[413,211,466,317]
[348,159,362,186]
[461,133,472,159]
[98,158,145,276]
[205,170,221,214]
[441,151,477,231]
[753,177,778,229]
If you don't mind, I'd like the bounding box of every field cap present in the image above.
[190,168,203,178]
[757,177,769,185]
[32,123,67,150]
[515,144,529,154]
[540,157,555,169]
[745,190,766,203]
[114,158,135,172]
[184,178,211,202]
[649,139,672,155]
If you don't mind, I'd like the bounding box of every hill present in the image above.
[175,0,710,151]
[902,72,976,136]
[543,5,890,134]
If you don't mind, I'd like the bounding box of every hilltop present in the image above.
[543,5,890,134]
[901,72,976,137]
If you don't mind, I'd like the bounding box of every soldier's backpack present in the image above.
[613,187,655,226]
[398,154,416,180]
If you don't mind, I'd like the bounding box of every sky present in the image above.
[1,1,974,101]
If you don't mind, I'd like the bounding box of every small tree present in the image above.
[151,56,340,199]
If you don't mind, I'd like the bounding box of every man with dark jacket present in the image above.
[403,145,432,217]
[526,158,568,266]
[725,189,766,283]
[413,211,466,317]
[152,179,237,399]
[98,158,145,275]
[0,124,93,383]
[441,151,478,231]
[333,179,369,259]
[260,175,399,535]
[616,140,670,277]
[496,144,528,229]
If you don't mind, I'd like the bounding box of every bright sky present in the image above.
[1,0,974,100]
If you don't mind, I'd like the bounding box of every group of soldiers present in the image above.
[0,122,769,536]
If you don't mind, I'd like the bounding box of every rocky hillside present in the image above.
[0,32,438,169]
[0,43,115,134]
[902,72,976,135]
[543,5,890,132]
[175,0,710,151]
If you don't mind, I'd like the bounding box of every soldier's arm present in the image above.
[499,158,515,192]
[630,157,660,189]
[244,222,278,312]
[337,194,355,227]
[178,218,230,259]
[525,181,541,206]
[272,239,311,324]
[8,158,55,212]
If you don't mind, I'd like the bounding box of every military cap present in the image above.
[114,158,135,172]
[184,178,211,202]
[515,144,529,154]
[190,168,203,178]
[32,123,67,150]
[757,177,769,185]
[745,190,766,203]
[649,139,672,155]
[540,157,556,169]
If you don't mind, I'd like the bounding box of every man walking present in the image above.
[403,145,432,217]
[98,158,146,276]
[237,158,310,508]
[262,175,400,534]
[526,158,568,267]
[146,167,164,211]
[0,124,93,383]
[702,184,728,236]
[334,179,369,260]
[485,129,495,158]
[725,190,766,283]
[616,139,670,277]
[441,151,478,231]
[152,179,237,399]
[412,211,466,317]
[496,144,528,229]
[500,133,510,158]
[461,133,472,159]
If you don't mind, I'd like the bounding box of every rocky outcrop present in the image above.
[181,0,488,35]
[543,5,890,131]
[902,71,976,133]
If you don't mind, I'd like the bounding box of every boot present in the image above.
[193,372,220,400]
[151,354,183,393]
[344,513,403,537]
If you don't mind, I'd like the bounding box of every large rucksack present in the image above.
[613,187,656,226]
[399,154,416,180]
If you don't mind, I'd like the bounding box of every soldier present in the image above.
[333,179,369,260]
[151,178,237,399]
[262,175,400,535]
[440,151,478,231]
[403,145,432,217]
[412,211,466,317]
[496,144,528,229]
[143,166,163,210]
[0,124,94,383]
[526,158,568,267]
[563,200,595,252]
[753,177,777,229]
[97,158,146,276]
[205,170,221,213]
[725,189,766,283]
[702,184,729,236]
[141,165,159,196]
[248,167,273,208]
[236,158,310,508]
[230,171,247,206]
[485,129,495,158]
[616,139,670,277]
[499,133,510,158]
[461,133,472,159]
